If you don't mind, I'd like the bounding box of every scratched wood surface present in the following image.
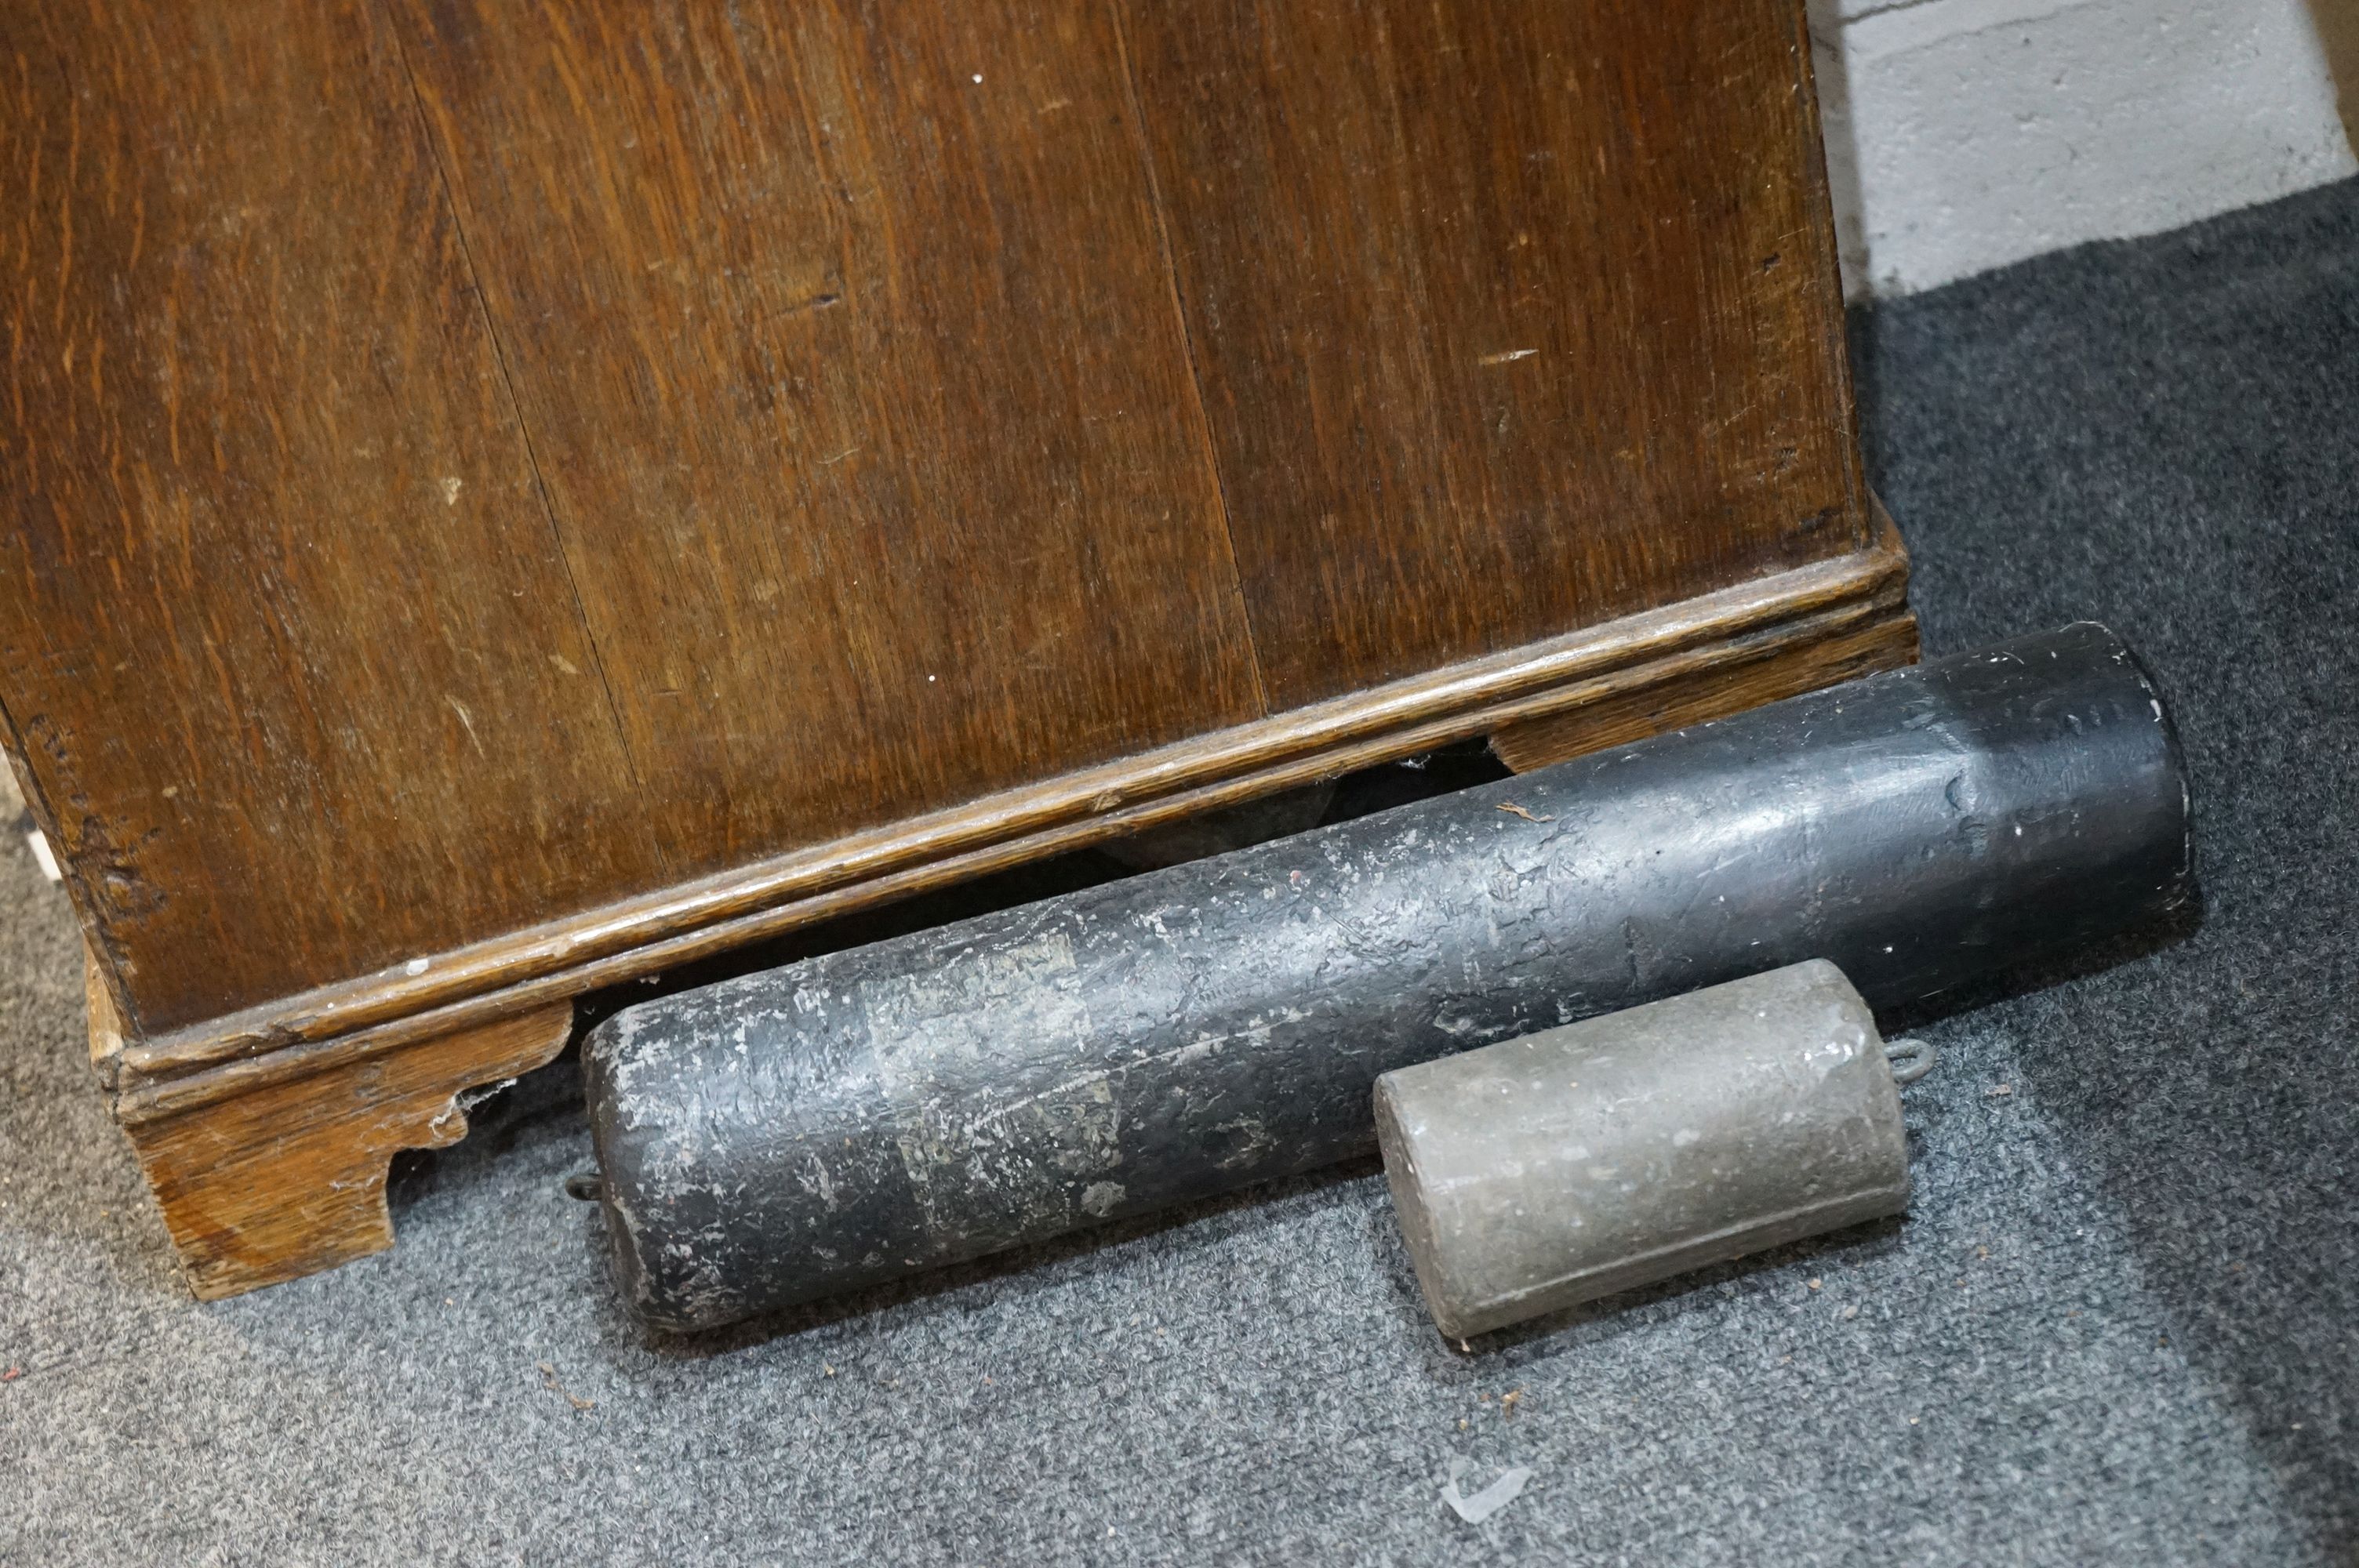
[0,2,660,1036]
[1119,0,1866,706]
[388,0,1267,878]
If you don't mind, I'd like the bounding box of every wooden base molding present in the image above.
[1492,603,1920,773]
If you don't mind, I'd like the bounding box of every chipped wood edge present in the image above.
[102,516,1909,1123]
[113,1001,574,1300]
[86,941,125,1069]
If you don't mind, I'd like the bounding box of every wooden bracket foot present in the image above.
[96,969,574,1300]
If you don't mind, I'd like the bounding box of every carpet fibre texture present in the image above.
[4,180,2355,1566]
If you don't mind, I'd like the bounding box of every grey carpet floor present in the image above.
[4,178,2355,1566]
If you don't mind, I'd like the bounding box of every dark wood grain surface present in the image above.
[6,0,1874,1055]
[1120,0,1865,706]
[388,0,1268,878]
[0,2,660,1034]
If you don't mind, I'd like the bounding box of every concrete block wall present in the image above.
[1811,0,2359,299]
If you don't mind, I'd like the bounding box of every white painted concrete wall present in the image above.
[1809,0,2358,298]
